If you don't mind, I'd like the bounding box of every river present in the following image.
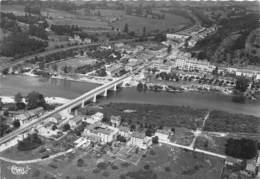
[1,75,260,117]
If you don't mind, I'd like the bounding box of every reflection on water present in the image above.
[0,75,99,98]
[1,75,260,117]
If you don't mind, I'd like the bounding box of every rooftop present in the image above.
[132,132,146,139]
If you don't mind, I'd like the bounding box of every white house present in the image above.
[129,132,151,149]
[155,129,171,143]
[83,123,118,144]
[118,126,131,138]
[68,116,83,129]
[83,112,103,124]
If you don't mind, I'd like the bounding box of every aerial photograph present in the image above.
[0,0,259,179]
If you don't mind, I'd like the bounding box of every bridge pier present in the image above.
[93,94,97,103]
[102,89,108,97]
[112,84,117,91]
[81,101,85,108]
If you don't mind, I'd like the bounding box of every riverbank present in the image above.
[0,96,71,105]
[90,103,260,133]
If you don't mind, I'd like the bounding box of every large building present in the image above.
[83,123,118,144]
[105,64,124,77]
[174,58,215,72]
[226,67,260,80]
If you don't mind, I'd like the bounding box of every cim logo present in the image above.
[7,165,31,176]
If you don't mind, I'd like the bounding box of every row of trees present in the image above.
[50,24,81,36]
[225,138,257,160]
[13,91,47,110]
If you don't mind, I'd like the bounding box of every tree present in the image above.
[235,77,249,92]
[142,26,146,36]
[145,128,154,137]
[51,64,58,72]
[0,98,3,110]
[14,92,23,104]
[225,138,257,160]
[152,136,159,144]
[0,120,10,137]
[167,45,172,54]
[123,24,129,33]
[14,92,25,109]
[130,124,136,131]
[117,135,127,142]
[52,125,57,131]
[26,91,46,110]
[17,133,42,151]
[63,123,71,131]
[13,120,20,128]
[77,158,84,167]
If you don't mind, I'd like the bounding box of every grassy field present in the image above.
[111,13,191,35]
[0,144,224,179]
[204,110,260,133]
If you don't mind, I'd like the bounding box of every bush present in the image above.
[144,164,150,170]
[17,133,42,151]
[77,159,84,167]
[111,165,119,170]
[97,162,108,170]
[165,167,171,172]
[121,162,130,168]
[92,168,101,174]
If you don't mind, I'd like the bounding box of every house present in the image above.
[68,116,83,129]
[13,107,44,125]
[118,126,131,138]
[83,123,118,144]
[155,129,171,143]
[105,64,124,77]
[110,115,121,127]
[129,132,151,149]
[225,157,241,166]
[83,112,103,124]
[73,137,90,148]
[245,159,257,177]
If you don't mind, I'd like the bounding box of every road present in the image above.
[162,141,228,159]
[0,63,151,145]
[189,111,210,148]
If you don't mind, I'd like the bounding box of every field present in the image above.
[204,110,260,133]
[53,56,97,70]
[111,13,192,35]
[0,144,224,179]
